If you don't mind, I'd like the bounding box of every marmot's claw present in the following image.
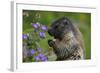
[48,40,55,47]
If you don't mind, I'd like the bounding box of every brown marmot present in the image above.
[48,17,85,60]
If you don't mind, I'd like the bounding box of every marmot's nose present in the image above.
[48,29,54,36]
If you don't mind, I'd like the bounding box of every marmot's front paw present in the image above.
[48,40,55,47]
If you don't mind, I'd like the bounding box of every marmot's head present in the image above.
[48,17,74,40]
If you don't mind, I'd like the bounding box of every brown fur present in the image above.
[48,17,85,60]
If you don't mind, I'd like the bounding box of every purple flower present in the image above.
[38,54,48,61]
[32,23,39,29]
[35,56,40,61]
[34,54,43,61]
[41,25,47,31]
[41,57,48,61]
[30,49,35,55]
[35,53,48,61]
[22,34,28,39]
[38,53,45,58]
[39,32,45,38]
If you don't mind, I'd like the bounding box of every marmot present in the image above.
[48,17,85,60]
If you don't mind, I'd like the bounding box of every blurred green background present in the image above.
[23,10,91,59]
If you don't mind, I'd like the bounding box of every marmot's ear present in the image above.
[62,17,72,25]
[61,17,69,24]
